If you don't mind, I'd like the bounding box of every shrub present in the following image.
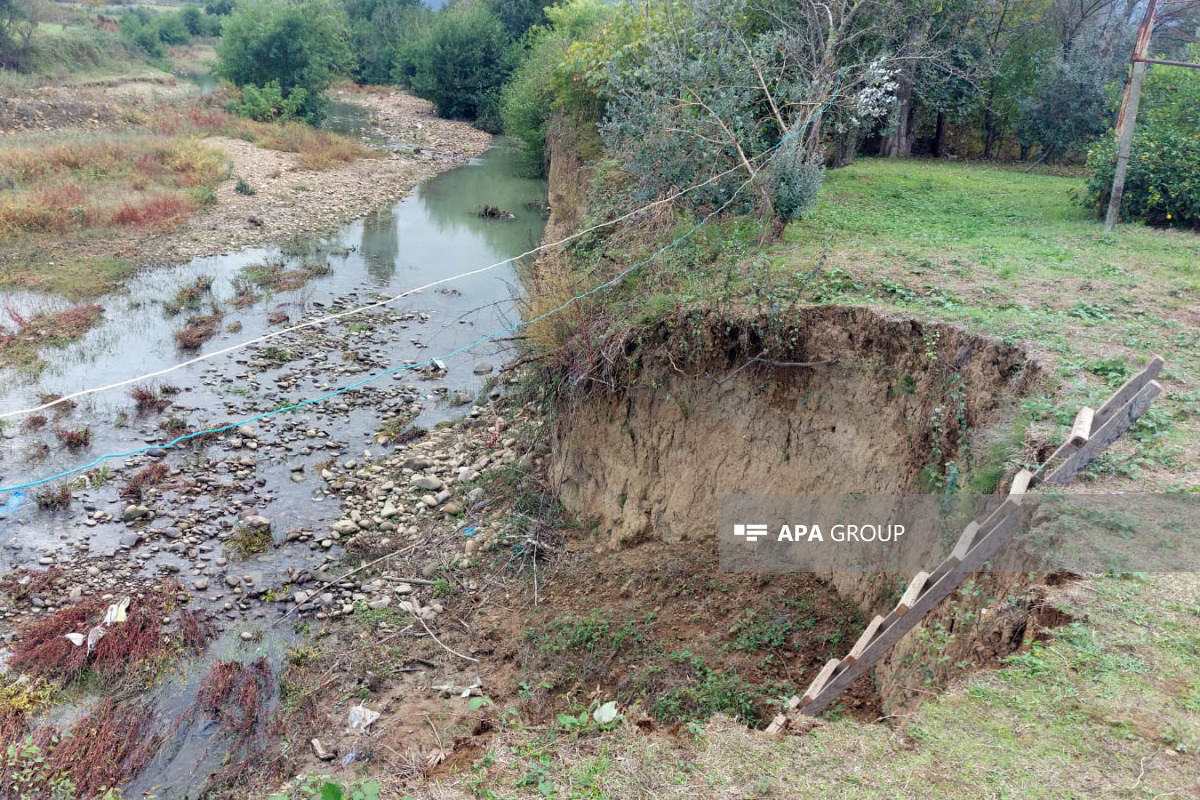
[217,0,353,123]
[345,0,426,85]
[404,2,516,128]
[500,0,609,175]
[227,80,308,122]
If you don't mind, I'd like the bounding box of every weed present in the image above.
[226,524,273,559]
[173,312,222,349]
[33,483,71,511]
[235,178,256,195]
[130,384,171,413]
[19,415,46,432]
[52,426,91,451]
[119,463,170,501]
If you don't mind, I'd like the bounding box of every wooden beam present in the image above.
[1106,0,1157,231]
[1094,356,1163,428]
[800,512,1021,717]
[1032,357,1162,488]
[800,658,843,706]
[895,571,929,616]
[1009,468,1033,496]
[1134,57,1200,69]
[949,520,981,564]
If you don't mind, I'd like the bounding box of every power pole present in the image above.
[1105,0,1157,232]
[1104,0,1200,231]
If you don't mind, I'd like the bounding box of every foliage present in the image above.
[345,0,424,85]
[0,0,34,70]
[227,79,309,121]
[118,7,221,58]
[486,0,555,40]
[1084,45,1200,229]
[500,0,610,174]
[217,0,353,122]
[268,777,381,800]
[1014,51,1113,162]
[404,2,515,128]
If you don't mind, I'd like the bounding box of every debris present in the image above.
[1,491,26,516]
[311,738,335,761]
[348,701,380,734]
[102,597,130,626]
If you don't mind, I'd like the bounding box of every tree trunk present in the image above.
[983,110,997,159]
[933,112,947,158]
[1019,143,1031,161]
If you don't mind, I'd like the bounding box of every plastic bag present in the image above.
[348,702,380,734]
[103,597,130,626]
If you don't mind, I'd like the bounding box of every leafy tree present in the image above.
[500,0,609,174]
[1014,49,1113,162]
[1,0,35,69]
[406,2,515,127]
[345,0,423,85]
[486,0,555,40]
[205,0,235,15]
[217,0,353,122]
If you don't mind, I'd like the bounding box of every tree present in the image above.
[0,0,35,70]
[406,2,515,126]
[487,0,555,40]
[344,0,423,85]
[217,0,353,121]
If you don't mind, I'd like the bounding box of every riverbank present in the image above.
[0,85,491,303]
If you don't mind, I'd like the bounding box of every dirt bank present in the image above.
[548,307,1049,712]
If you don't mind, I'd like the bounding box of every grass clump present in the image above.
[174,312,223,350]
[226,524,273,559]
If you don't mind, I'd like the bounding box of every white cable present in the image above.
[2,151,755,421]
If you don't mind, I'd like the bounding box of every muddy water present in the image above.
[0,140,545,796]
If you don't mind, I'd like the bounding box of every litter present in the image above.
[347,702,380,734]
[0,491,25,516]
[64,633,85,647]
[102,597,130,626]
[86,625,106,653]
[462,527,478,537]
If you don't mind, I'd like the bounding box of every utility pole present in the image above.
[1105,0,1200,231]
[1105,0,1157,232]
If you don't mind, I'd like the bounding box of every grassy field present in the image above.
[430,158,1200,798]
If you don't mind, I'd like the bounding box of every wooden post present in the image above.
[1105,0,1157,232]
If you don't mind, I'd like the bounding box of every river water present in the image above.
[0,127,545,796]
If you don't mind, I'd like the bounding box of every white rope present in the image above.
[2,152,753,421]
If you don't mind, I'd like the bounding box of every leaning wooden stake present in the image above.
[783,358,1164,720]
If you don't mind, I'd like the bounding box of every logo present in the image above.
[733,523,768,543]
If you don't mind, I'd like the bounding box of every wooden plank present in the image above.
[927,500,1019,585]
[800,512,1022,717]
[1068,407,1094,445]
[1042,382,1161,487]
[799,658,843,706]
[765,713,789,735]
[845,615,886,665]
[895,572,929,616]
[798,365,1163,718]
[1009,468,1033,497]
[950,521,981,564]
[1093,356,1162,428]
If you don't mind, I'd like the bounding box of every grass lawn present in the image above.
[777,158,1199,491]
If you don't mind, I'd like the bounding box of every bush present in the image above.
[217,0,352,123]
[1014,53,1113,163]
[404,3,515,128]
[227,80,308,121]
[1084,45,1200,229]
[500,0,609,175]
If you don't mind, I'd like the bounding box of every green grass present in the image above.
[466,574,1200,797]
[0,256,135,301]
